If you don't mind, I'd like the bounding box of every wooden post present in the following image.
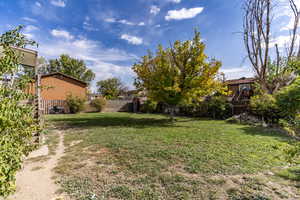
[34,58,43,143]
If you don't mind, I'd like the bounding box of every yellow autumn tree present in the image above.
[133,31,227,119]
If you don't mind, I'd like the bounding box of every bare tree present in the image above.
[243,0,300,94]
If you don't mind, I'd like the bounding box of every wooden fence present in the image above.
[41,99,134,114]
[103,100,133,112]
[41,100,68,114]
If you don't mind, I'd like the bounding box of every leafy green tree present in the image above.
[0,26,40,196]
[44,54,95,84]
[133,31,227,119]
[276,78,300,119]
[96,78,126,99]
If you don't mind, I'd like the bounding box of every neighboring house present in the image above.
[28,72,87,100]
[41,72,87,100]
[27,72,87,114]
[225,77,256,114]
[226,77,255,102]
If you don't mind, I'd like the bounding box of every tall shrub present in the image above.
[276,78,300,135]
[0,26,40,196]
[90,97,106,112]
[207,96,231,119]
[250,93,281,123]
[66,94,86,114]
[276,78,300,119]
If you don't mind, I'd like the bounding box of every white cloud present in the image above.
[165,7,204,21]
[83,16,99,31]
[119,19,135,26]
[120,34,143,45]
[23,33,35,39]
[24,25,39,32]
[104,18,116,23]
[51,29,74,40]
[270,34,300,48]
[50,0,66,8]
[276,0,300,31]
[169,0,181,3]
[150,5,160,15]
[22,25,39,39]
[37,37,137,91]
[221,66,254,80]
[35,1,42,7]
[104,18,145,26]
[21,17,37,23]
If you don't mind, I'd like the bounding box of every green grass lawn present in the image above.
[47,112,299,200]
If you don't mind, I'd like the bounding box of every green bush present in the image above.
[206,96,232,119]
[276,78,300,119]
[90,97,106,112]
[0,26,40,196]
[141,100,158,113]
[250,94,281,123]
[66,95,86,113]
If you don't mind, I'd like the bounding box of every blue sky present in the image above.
[0,0,296,91]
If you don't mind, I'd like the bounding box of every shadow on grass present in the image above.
[239,126,293,142]
[49,114,197,129]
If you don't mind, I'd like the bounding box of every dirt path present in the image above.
[8,131,65,200]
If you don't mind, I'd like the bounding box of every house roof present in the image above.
[225,77,256,85]
[41,72,87,86]
[0,46,38,68]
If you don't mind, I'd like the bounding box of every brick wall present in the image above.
[28,76,87,100]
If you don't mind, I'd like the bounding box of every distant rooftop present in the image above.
[225,77,256,85]
[41,72,87,86]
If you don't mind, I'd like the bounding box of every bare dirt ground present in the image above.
[8,131,66,200]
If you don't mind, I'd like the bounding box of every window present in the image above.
[239,84,251,91]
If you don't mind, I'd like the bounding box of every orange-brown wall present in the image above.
[28,76,87,100]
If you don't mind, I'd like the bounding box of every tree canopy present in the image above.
[133,31,227,115]
[0,26,39,196]
[42,54,95,84]
[96,77,126,99]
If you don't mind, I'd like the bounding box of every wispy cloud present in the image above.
[104,18,145,26]
[22,25,39,39]
[83,16,99,31]
[120,34,143,45]
[21,17,37,23]
[50,0,66,8]
[24,25,39,32]
[150,5,160,15]
[37,36,137,91]
[221,66,254,80]
[165,7,204,21]
[51,29,74,40]
[35,1,42,7]
[169,0,181,3]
